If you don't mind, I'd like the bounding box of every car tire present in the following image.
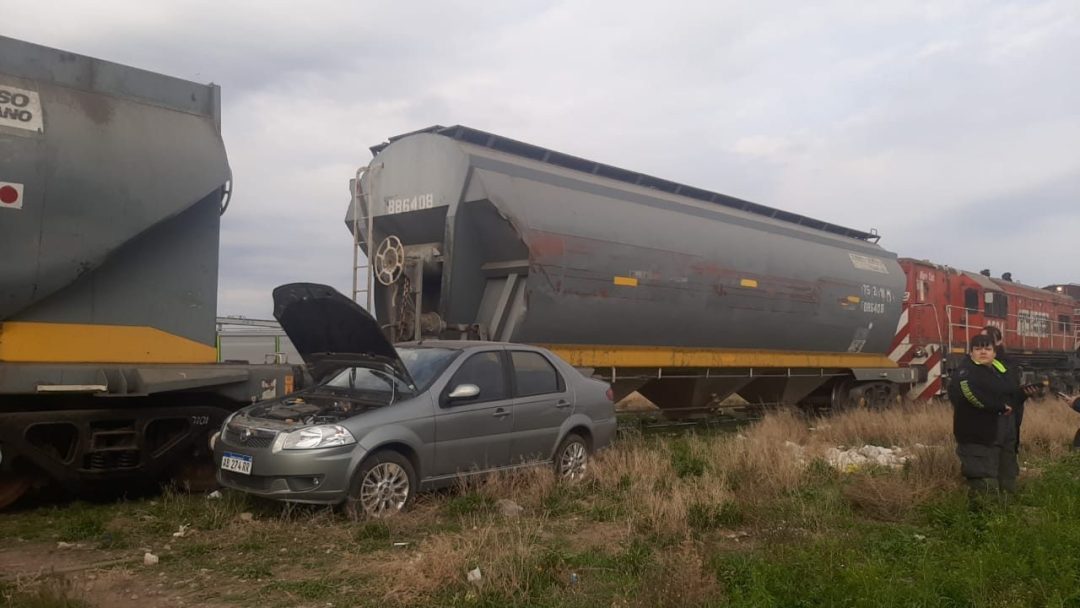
[553,433,589,481]
[344,450,416,519]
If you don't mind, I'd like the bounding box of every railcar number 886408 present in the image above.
[385,193,435,214]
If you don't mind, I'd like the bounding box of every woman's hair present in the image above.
[982,326,1003,342]
[970,334,995,350]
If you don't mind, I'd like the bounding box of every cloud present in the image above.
[5,0,1078,317]
[731,135,797,161]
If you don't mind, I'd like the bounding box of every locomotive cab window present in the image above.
[916,279,930,303]
[984,292,1008,318]
[964,288,980,312]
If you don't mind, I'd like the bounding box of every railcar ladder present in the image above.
[351,165,376,311]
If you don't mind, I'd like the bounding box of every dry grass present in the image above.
[590,398,1079,535]
[1015,398,1080,458]
[457,466,558,512]
[370,518,553,605]
[841,460,952,522]
[633,540,724,608]
[279,398,1080,604]
[8,397,1077,607]
[814,400,954,447]
[1,574,89,608]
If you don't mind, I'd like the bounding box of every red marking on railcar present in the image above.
[0,185,18,205]
[526,233,566,257]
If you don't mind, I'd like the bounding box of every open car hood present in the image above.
[272,283,415,387]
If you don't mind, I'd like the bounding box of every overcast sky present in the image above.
[7,0,1079,318]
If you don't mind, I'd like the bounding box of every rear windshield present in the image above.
[398,347,461,391]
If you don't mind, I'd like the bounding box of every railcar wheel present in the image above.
[344,451,416,519]
[554,434,589,481]
[0,473,31,510]
[851,382,899,411]
[828,379,855,412]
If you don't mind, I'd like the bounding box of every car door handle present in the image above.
[555,400,571,409]
[493,408,511,418]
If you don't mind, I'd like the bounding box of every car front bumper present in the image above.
[213,435,361,505]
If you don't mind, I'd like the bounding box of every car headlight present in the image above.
[280,425,356,450]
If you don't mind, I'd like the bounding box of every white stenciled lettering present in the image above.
[0,85,44,132]
[1016,310,1051,338]
[861,283,895,303]
[0,91,30,107]
[384,193,436,214]
[849,253,889,274]
[0,107,32,122]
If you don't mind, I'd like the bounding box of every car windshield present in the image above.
[397,347,461,391]
[322,367,408,404]
[316,347,460,403]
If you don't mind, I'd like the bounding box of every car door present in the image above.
[432,349,514,477]
[508,349,572,464]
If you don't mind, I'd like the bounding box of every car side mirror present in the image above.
[447,384,480,402]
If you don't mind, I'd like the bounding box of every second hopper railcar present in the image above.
[347,125,915,412]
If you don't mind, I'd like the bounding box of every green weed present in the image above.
[670,439,707,478]
[262,579,335,601]
[57,510,107,542]
[444,492,495,517]
[687,501,743,531]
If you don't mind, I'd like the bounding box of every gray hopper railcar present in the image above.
[347,126,915,415]
[0,37,304,509]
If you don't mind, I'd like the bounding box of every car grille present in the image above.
[223,425,276,449]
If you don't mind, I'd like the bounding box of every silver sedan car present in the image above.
[212,283,617,518]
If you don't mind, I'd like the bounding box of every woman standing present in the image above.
[948,334,1017,497]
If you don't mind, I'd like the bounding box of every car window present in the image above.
[397,347,461,391]
[511,351,563,397]
[447,351,507,403]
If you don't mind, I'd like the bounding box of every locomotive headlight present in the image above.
[280,425,356,450]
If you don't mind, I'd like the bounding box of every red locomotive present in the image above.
[891,259,1079,400]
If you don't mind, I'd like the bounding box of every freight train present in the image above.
[345,125,1079,412]
[0,37,306,509]
[3,36,1075,510]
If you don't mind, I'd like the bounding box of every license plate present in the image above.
[221,451,253,475]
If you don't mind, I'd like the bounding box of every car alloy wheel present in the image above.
[347,451,416,519]
[555,434,588,481]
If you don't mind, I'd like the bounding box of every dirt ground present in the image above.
[0,539,231,607]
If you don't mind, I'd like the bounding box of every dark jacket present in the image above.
[949,356,1013,445]
[997,352,1028,428]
